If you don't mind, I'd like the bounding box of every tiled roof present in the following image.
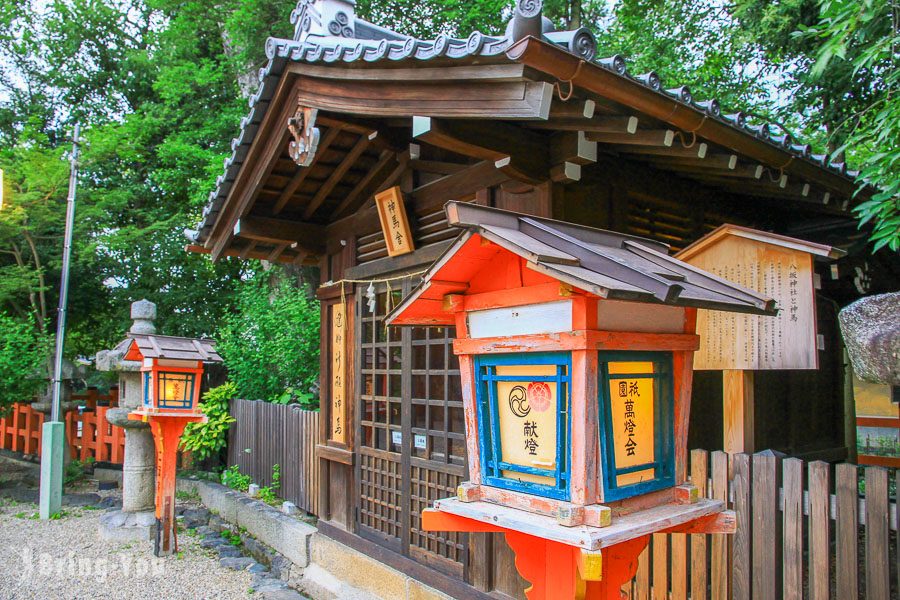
[189,0,860,246]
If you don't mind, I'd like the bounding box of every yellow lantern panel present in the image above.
[157,371,196,410]
[496,364,559,487]
[607,361,656,487]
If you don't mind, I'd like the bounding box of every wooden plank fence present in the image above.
[0,388,125,463]
[227,399,320,516]
[623,449,898,600]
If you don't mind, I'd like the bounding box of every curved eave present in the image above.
[506,36,866,200]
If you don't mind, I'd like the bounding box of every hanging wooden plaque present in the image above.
[330,302,347,443]
[375,186,415,257]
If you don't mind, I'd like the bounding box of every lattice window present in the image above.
[411,326,466,467]
[358,452,403,543]
[355,282,469,573]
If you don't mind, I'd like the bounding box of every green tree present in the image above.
[216,269,320,403]
[0,313,48,409]
[801,0,900,251]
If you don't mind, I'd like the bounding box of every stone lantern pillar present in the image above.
[96,299,158,540]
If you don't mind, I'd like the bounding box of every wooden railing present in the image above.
[623,449,898,600]
[0,388,125,463]
[227,398,320,516]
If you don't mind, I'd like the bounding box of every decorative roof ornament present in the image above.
[292,0,358,42]
[287,104,321,167]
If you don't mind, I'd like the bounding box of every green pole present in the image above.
[40,124,80,520]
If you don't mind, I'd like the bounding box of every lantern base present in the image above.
[430,497,732,551]
[424,500,735,600]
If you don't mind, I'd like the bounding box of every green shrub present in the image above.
[216,271,320,404]
[180,383,237,462]
[221,464,251,492]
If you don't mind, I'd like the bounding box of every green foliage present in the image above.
[63,458,93,487]
[257,463,281,504]
[0,313,48,409]
[800,0,900,252]
[216,271,320,403]
[180,382,238,462]
[221,528,243,546]
[221,464,251,492]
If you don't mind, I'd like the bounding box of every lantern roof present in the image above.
[123,334,222,363]
[387,202,777,326]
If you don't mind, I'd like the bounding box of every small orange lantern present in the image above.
[123,333,222,555]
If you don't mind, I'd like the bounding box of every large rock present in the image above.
[839,292,900,386]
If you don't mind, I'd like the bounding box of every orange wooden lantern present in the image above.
[387,202,776,599]
[124,334,222,556]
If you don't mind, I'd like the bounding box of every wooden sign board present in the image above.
[375,186,415,257]
[330,302,347,443]
[678,225,840,371]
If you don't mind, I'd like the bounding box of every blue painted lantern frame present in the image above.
[474,352,572,501]
[597,350,675,502]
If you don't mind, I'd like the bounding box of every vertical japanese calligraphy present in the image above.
[608,361,656,487]
[495,365,559,486]
[331,302,347,444]
[375,186,415,257]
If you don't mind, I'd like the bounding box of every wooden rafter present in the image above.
[603,143,709,159]
[529,115,639,134]
[330,149,398,219]
[233,216,326,253]
[413,116,548,184]
[272,125,343,216]
[302,133,373,220]
[187,243,316,266]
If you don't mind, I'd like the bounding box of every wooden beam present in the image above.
[408,160,510,215]
[413,116,548,184]
[239,240,257,260]
[292,72,553,120]
[409,160,470,175]
[186,243,316,266]
[527,115,639,133]
[550,162,581,183]
[330,149,397,219]
[642,153,738,171]
[268,244,287,262]
[587,128,675,147]
[272,125,343,216]
[326,160,510,243]
[550,131,597,166]
[303,133,373,219]
[233,216,326,253]
[603,142,709,159]
[549,98,596,119]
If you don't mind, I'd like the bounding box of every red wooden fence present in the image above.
[0,387,126,463]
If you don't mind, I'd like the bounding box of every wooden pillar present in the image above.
[723,370,754,454]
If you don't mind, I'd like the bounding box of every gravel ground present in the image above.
[0,494,254,599]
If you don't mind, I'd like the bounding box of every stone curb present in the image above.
[177,478,316,569]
